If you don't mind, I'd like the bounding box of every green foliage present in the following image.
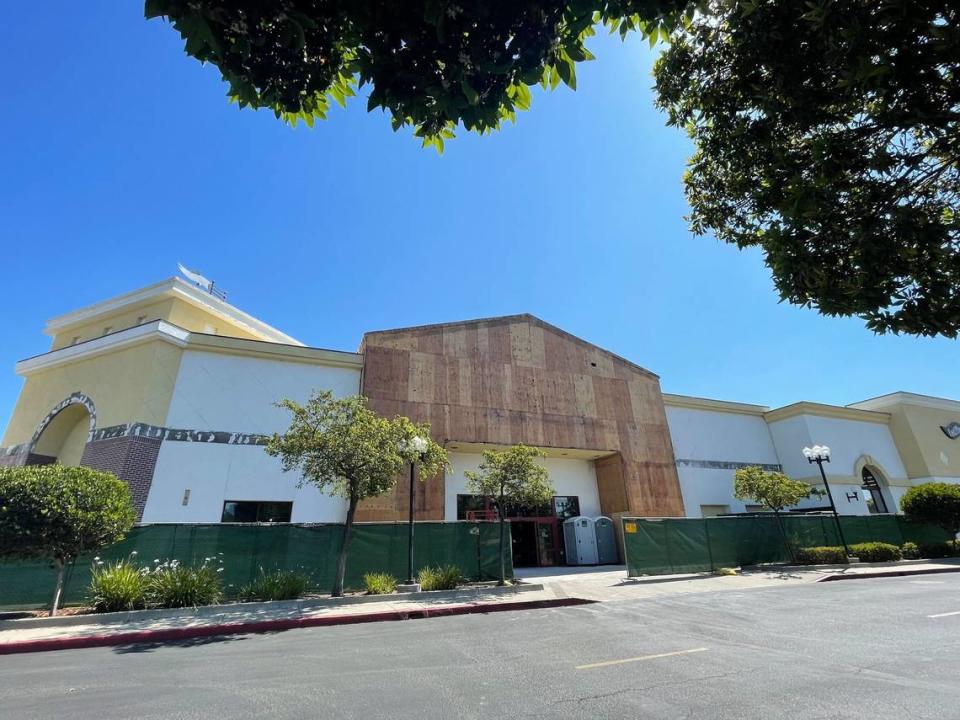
[796,546,849,565]
[0,465,136,564]
[0,465,137,615]
[733,467,814,514]
[849,542,902,563]
[146,559,224,608]
[901,541,920,560]
[266,391,448,596]
[917,541,960,559]
[901,483,960,536]
[418,565,462,591]
[239,568,311,602]
[465,444,554,510]
[654,0,960,337]
[145,1,691,150]
[363,572,397,595]
[465,443,552,586]
[89,555,149,613]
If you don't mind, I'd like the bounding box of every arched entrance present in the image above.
[28,393,96,467]
[860,466,891,514]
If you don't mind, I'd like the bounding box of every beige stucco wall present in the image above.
[2,339,183,447]
[50,297,264,350]
[887,404,960,479]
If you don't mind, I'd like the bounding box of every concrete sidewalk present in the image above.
[516,558,960,602]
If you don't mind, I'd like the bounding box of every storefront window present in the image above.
[221,500,293,523]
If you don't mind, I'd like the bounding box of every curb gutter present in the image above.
[0,597,593,656]
[816,566,960,583]
[1,583,545,631]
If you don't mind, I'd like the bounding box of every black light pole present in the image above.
[407,459,416,585]
[803,445,852,557]
[405,436,428,586]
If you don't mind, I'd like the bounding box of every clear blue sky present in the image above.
[1,5,956,433]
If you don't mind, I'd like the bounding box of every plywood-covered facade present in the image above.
[356,314,684,521]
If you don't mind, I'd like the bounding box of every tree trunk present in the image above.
[50,557,66,617]
[497,485,506,586]
[332,496,359,597]
[774,510,795,564]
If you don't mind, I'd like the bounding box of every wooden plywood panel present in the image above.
[360,315,682,520]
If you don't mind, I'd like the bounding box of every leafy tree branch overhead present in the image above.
[144,0,691,150]
[147,1,960,338]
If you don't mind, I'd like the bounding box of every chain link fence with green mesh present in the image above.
[0,522,513,609]
[622,514,950,577]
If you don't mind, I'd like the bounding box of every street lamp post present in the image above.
[405,436,429,586]
[802,445,853,558]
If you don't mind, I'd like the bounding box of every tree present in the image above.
[265,391,447,596]
[464,444,554,585]
[0,465,136,616]
[144,1,688,151]
[733,466,816,561]
[654,0,960,337]
[901,482,960,538]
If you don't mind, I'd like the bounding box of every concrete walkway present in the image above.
[516,559,960,602]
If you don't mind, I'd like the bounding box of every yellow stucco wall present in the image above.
[887,404,960,479]
[50,297,265,350]
[2,339,183,447]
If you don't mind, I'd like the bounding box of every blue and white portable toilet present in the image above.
[593,516,618,564]
[563,516,599,565]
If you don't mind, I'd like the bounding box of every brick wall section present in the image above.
[0,452,56,468]
[80,436,162,518]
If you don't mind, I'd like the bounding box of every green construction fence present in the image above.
[622,514,951,577]
[0,521,514,609]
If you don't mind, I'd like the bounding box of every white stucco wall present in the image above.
[443,452,602,521]
[767,414,907,515]
[142,444,348,523]
[162,350,361,434]
[142,351,361,523]
[666,407,779,464]
[666,407,781,517]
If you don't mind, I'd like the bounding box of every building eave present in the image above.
[16,321,362,376]
[764,401,890,425]
[43,277,303,346]
[663,393,770,416]
[849,391,960,413]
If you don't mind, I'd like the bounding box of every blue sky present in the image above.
[0,5,956,433]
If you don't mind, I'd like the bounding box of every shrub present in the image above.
[901,542,920,559]
[917,541,960,559]
[363,572,397,595]
[146,559,223,608]
[418,565,462,591]
[239,568,310,602]
[849,542,902,563]
[89,556,148,613]
[901,483,960,537]
[0,465,136,615]
[796,546,848,565]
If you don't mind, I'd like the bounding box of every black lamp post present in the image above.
[803,444,852,557]
[405,436,428,586]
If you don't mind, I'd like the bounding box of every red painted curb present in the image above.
[817,566,960,583]
[0,597,594,656]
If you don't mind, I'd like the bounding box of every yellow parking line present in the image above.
[575,647,708,670]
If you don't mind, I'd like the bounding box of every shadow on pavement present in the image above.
[112,633,252,654]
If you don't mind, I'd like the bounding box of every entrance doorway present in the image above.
[456,494,582,567]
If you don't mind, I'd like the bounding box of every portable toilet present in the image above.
[563,516,599,565]
[593,516,618,564]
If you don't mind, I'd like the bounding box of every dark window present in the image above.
[457,494,492,520]
[221,500,292,523]
[553,496,581,521]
